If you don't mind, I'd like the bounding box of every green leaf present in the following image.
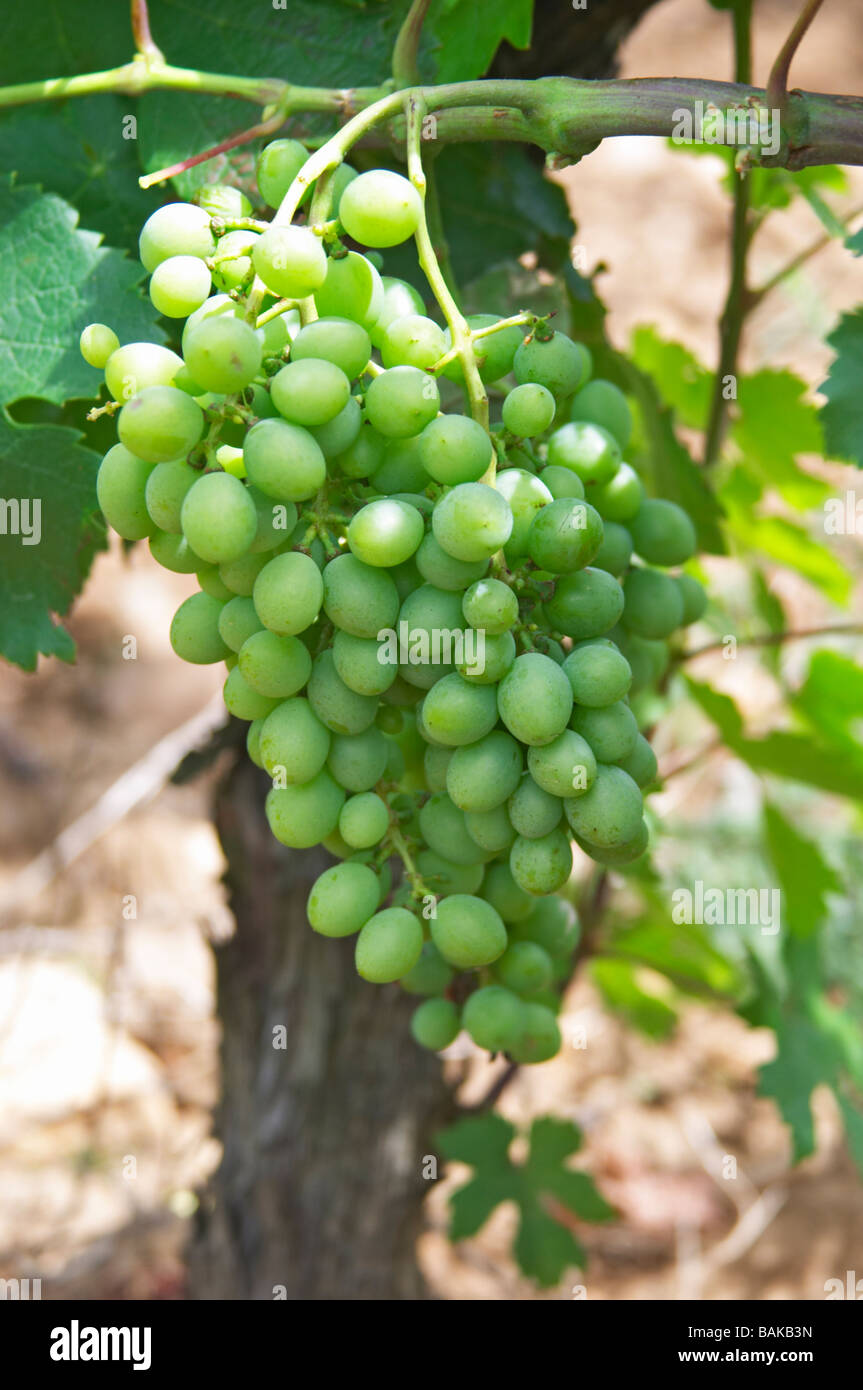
[629,326,712,430]
[611,920,742,997]
[0,180,164,410]
[0,413,106,670]
[798,182,848,240]
[684,678,745,741]
[763,802,841,939]
[793,650,863,751]
[836,1094,863,1174]
[759,1018,841,1162]
[514,1198,586,1286]
[428,0,533,82]
[847,228,863,257]
[731,370,829,509]
[525,1115,583,1170]
[720,471,851,602]
[591,957,678,1038]
[449,1174,518,1241]
[819,309,863,466]
[438,1110,515,1166]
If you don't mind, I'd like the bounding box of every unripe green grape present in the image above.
[432,482,513,562]
[334,420,386,480]
[327,726,389,792]
[339,792,389,848]
[219,549,270,596]
[118,385,203,464]
[196,183,252,221]
[570,378,633,450]
[307,861,379,938]
[527,498,603,574]
[430,894,508,970]
[149,531,200,573]
[183,316,262,394]
[675,572,707,625]
[419,414,492,485]
[259,698,330,782]
[355,907,423,982]
[266,769,345,849]
[465,804,517,854]
[507,774,563,839]
[145,458,197,533]
[591,461,644,522]
[365,366,440,439]
[308,649,378,735]
[256,138,309,209]
[369,276,426,349]
[547,421,621,487]
[210,229,259,293]
[545,567,624,640]
[423,743,453,791]
[541,465,586,500]
[97,444,154,540]
[442,314,525,385]
[332,630,397,697]
[243,418,326,503]
[149,254,211,318]
[322,553,399,638]
[614,628,669,691]
[621,567,684,639]
[347,498,425,568]
[481,862,533,923]
[458,630,516,685]
[248,488,296,554]
[421,674,499,748]
[572,816,648,865]
[564,763,643,848]
[571,700,638,762]
[417,852,484,897]
[196,563,233,600]
[508,1002,561,1063]
[445,730,522,813]
[179,471,256,564]
[496,939,553,993]
[592,520,633,577]
[494,468,553,558]
[497,652,573,747]
[247,718,265,769]
[510,896,579,958]
[400,942,454,997]
[139,201,214,272]
[169,592,229,664]
[223,667,281,721]
[502,381,556,437]
[527,728,597,799]
[314,251,384,330]
[415,534,487,591]
[181,292,239,347]
[338,169,422,248]
[371,437,426,493]
[252,224,327,299]
[270,358,351,428]
[419,793,486,867]
[381,314,446,370]
[238,630,311,697]
[395,584,464,689]
[630,498,697,567]
[80,322,119,369]
[105,343,185,404]
[616,732,658,788]
[562,641,632,707]
[254,551,324,635]
[291,316,371,380]
[514,331,590,397]
[410,998,460,1052]
[218,595,263,653]
[463,986,526,1052]
[461,578,518,634]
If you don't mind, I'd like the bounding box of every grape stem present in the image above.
[430,312,536,375]
[392,0,433,89]
[255,299,299,328]
[387,823,433,902]
[679,623,863,661]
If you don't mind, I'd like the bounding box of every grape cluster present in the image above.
[83,139,707,1066]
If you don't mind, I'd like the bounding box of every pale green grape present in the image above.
[266,770,345,848]
[430,894,508,969]
[97,444,154,540]
[105,343,184,403]
[541,465,585,501]
[118,385,203,464]
[494,468,553,558]
[169,592,229,665]
[570,378,633,450]
[495,939,553,993]
[322,553,399,638]
[513,331,590,397]
[80,323,119,369]
[629,498,697,566]
[419,793,486,867]
[545,567,625,640]
[373,438,429,493]
[508,1002,561,1063]
[463,986,525,1052]
[259,698,330,782]
[355,907,423,982]
[308,649,378,735]
[244,418,326,501]
[381,314,447,371]
[334,421,387,480]
[481,862,534,923]
[420,674,498,747]
[291,317,371,379]
[592,520,633,576]
[338,170,423,248]
[149,254,212,317]
[564,763,644,848]
[415,533,488,591]
[218,595,263,653]
[465,804,517,854]
[332,630,398,696]
[223,667,281,721]
[410,998,459,1051]
[621,567,684,639]
[400,941,454,997]
[145,459,198,533]
[256,139,309,209]
[502,382,556,437]
[571,700,638,762]
[180,471,257,564]
[432,483,513,562]
[418,414,492,485]
[497,653,573,746]
[546,421,620,486]
[183,316,262,393]
[196,184,252,220]
[149,531,200,573]
[238,629,312,697]
[591,461,644,522]
[314,251,383,330]
[139,202,214,272]
[307,861,379,938]
[527,498,603,574]
[510,896,579,958]
[347,498,425,567]
[327,727,389,792]
[461,578,518,634]
[676,572,707,625]
[445,730,522,813]
[339,792,389,848]
[369,276,425,349]
[562,641,632,706]
[616,733,658,788]
[212,230,259,293]
[253,551,324,635]
[507,774,563,839]
[270,358,351,427]
[527,729,596,798]
[252,224,327,299]
[219,549,270,596]
[365,366,440,439]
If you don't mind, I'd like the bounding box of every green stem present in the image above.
[765,0,826,121]
[749,202,863,305]
[388,824,432,901]
[392,0,432,88]
[680,623,863,662]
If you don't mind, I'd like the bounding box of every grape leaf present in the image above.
[629,371,725,554]
[763,802,842,939]
[610,921,742,996]
[0,413,106,670]
[437,1112,613,1287]
[818,310,863,467]
[760,1018,842,1162]
[720,468,850,603]
[731,370,829,509]
[847,228,863,257]
[427,0,533,83]
[0,180,164,410]
[793,650,863,751]
[629,326,712,430]
[591,957,678,1038]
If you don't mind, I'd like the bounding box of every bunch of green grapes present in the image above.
[82,137,707,1067]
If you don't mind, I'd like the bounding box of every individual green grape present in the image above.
[183,315,262,393]
[307,861,379,938]
[592,520,633,577]
[196,564,234,600]
[308,649,378,735]
[569,378,633,450]
[410,998,459,1051]
[80,322,119,369]
[322,553,399,638]
[355,906,423,982]
[396,584,465,689]
[218,549,271,596]
[223,667,281,721]
[196,183,252,220]
[270,359,351,428]
[338,169,423,248]
[247,488,296,554]
[169,592,229,664]
[266,769,345,848]
[104,342,185,403]
[495,939,553,993]
[326,727,388,793]
[243,418,326,503]
[400,941,454,996]
[614,628,670,692]
[339,792,389,848]
[562,641,632,707]
[332,630,397,697]
[370,437,426,493]
[149,254,212,318]
[291,316,371,380]
[465,804,517,854]
[507,774,563,839]
[423,743,453,791]
[527,728,597,799]
[546,421,621,488]
[255,139,309,208]
[419,793,486,866]
[432,483,513,562]
[97,444,154,540]
[369,276,426,348]
[144,459,197,533]
[238,630,312,697]
[508,1002,561,1063]
[117,385,203,464]
[442,314,524,385]
[421,674,498,748]
[253,551,324,634]
[258,698,330,782]
[572,816,648,865]
[247,718,265,769]
[180,471,256,564]
[314,251,384,330]
[364,366,440,439]
[540,465,586,500]
[218,595,263,653]
[149,531,200,573]
[494,469,553,558]
[252,223,327,299]
[675,572,707,625]
[457,630,516,686]
[513,331,590,397]
[545,567,625,640]
[381,314,447,371]
[564,763,643,848]
[629,498,697,566]
[497,653,573,747]
[502,381,556,437]
[347,498,425,568]
[139,201,215,272]
[417,852,484,897]
[460,578,518,635]
[418,414,491,486]
[463,986,526,1052]
[445,730,522,813]
[334,421,387,480]
[210,229,259,293]
[621,567,684,639]
[571,700,639,762]
[510,896,579,958]
[430,894,508,969]
[481,862,534,923]
[591,461,644,522]
[616,732,658,788]
[527,498,603,574]
[415,533,487,591]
